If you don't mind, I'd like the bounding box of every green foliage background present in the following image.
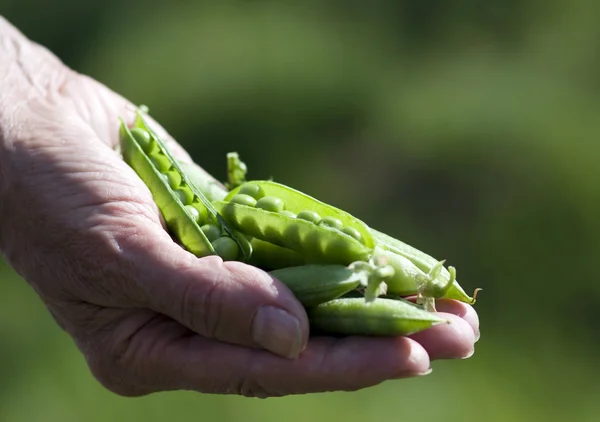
[1,1,598,421]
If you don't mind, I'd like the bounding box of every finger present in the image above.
[404,295,480,342]
[95,314,432,397]
[434,299,480,342]
[119,231,309,359]
[409,312,475,360]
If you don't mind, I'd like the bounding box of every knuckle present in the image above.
[180,275,224,338]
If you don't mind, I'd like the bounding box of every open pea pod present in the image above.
[120,111,251,261]
[213,181,375,265]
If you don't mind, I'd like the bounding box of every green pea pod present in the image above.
[213,181,375,265]
[307,297,449,336]
[270,265,362,307]
[371,228,476,304]
[120,111,251,261]
[248,239,306,270]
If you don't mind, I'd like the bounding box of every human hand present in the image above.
[0,17,479,398]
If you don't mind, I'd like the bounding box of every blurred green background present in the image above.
[1,0,598,421]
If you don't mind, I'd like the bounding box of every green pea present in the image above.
[238,183,266,200]
[165,168,182,190]
[174,186,195,205]
[212,236,239,261]
[279,210,297,218]
[184,205,201,223]
[256,196,285,213]
[297,210,321,224]
[320,216,343,230]
[150,153,171,173]
[201,224,221,242]
[130,128,155,154]
[230,194,257,207]
[191,203,209,225]
[342,226,363,242]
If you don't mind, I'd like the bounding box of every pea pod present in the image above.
[269,265,362,307]
[307,297,449,336]
[120,110,251,261]
[371,229,476,304]
[248,239,306,271]
[213,181,375,265]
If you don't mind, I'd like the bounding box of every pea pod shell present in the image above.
[126,111,252,261]
[120,122,216,257]
[307,297,448,336]
[214,199,371,265]
[270,265,362,307]
[225,181,375,249]
[371,228,473,303]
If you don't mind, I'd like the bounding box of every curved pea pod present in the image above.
[372,228,476,304]
[213,181,375,265]
[307,297,449,336]
[269,265,362,307]
[248,239,306,271]
[119,111,251,261]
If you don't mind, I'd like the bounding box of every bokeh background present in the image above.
[1,1,598,421]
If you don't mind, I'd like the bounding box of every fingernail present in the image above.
[252,306,303,359]
[416,368,433,376]
[394,368,433,379]
[474,330,481,343]
[461,348,475,359]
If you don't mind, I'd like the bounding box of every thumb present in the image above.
[128,231,309,359]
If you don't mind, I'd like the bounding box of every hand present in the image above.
[0,17,479,398]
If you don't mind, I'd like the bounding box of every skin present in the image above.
[0,16,479,398]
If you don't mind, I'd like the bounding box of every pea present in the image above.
[279,210,297,218]
[165,168,182,190]
[174,186,195,205]
[150,153,171,173]
[307,297,449,336]
[191,202,209,225]
[238,183,266,200]
[297,210,321,224]
[341,226,362,242]
[201,224,221,242]
[184,205,201,223]
[212,236,239,261]
[230,194,257,207]
[130,128,155,154]
[256,196,285,213]
[320,216,343,230]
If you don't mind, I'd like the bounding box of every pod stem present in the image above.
[416,261,456,312]
[349,257,395,303]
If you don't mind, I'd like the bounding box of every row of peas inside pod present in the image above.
[119,109,480,337]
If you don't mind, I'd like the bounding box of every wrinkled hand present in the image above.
[0,17,479,398]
